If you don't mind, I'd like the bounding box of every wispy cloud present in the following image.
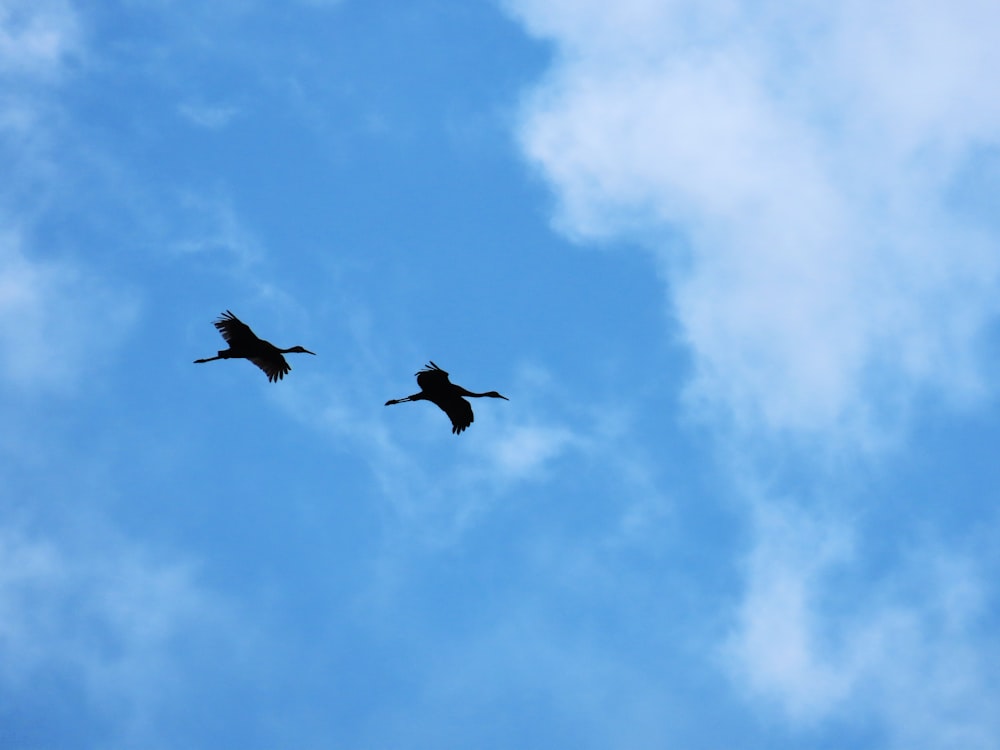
[723,500,1000,749]
[0,0,82,215]
[0,228,139,392]
[0,522,250,748]
[722,501,858,720]
[485,423,577,479]
[0,6,140,395]
[177,101,242,129]
[274,353,666,551]
[276,366,581,540]
[169,189,264,266]
[0,0,81,79]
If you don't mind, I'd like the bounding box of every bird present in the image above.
[385,361,508,434]
[193,310,315,382]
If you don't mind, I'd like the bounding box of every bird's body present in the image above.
[385,361,508,434]
[194,310,314,382]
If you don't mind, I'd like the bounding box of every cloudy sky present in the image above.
[3,0,1000,747]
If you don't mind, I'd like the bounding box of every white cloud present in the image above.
[0,524,243,743]
[0,0,80,191]
[484,423,578,479]
[0,228,139,391]
[723,501,1000,749]
[178,101,242,129]
[0,8,141,395]
[272,357,663,552]
[0,0,80,79]
[507,4,1000,746]
[169,189,265,267]
[722,501,858,720]
[274,366,586,544]
[509,0,1000,444]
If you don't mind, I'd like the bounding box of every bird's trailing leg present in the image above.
[193,350,232,364]
[384,394,419,406]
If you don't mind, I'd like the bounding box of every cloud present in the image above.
[178,101,242,129]
[486,423,578,479]
[0,0,81,79]
[722,501,858,720]
[275,366,584,541]
[0,523,247,747]
[273,355,665,553]
[0,228,139,392]
[506,2,1000,746]
[508,0,1000,444]
[0,0,81,207]
[723,500,1000,749]
[168,189,264,264]
[0,528,197,679]
[0,7,138,396]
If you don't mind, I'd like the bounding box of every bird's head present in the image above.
[486,391,509,400]
[287,346,316,355]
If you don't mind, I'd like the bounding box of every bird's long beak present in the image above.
[303,348,316,355]
[499,394,509,400]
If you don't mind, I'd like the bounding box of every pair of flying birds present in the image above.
[194,310,508,434]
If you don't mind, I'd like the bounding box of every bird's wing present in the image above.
[214,311,258,346]
[249,354,291,383]
[416,362,450,391]
[435,395,474,434]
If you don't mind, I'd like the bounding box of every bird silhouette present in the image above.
[385,361,508,434]
[194,310,315,382]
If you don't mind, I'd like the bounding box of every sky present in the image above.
[2,0,1000,748]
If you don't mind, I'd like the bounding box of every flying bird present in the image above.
[385,361,508,434]
[194,310,315,382]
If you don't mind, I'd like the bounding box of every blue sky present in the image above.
[2,0,1000,748]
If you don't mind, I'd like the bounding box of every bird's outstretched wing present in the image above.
[249,355,290,383]
[437,395,474,434]
[415,361,450,391]
[214,311,259,346]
